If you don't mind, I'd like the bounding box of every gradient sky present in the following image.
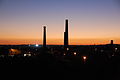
[0,0,120,45]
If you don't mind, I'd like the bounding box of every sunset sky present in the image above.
[0,0,120,45]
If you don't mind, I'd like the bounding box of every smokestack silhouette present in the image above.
[110,40,113,45]
[43,26,46,48]
[64,19,69,49]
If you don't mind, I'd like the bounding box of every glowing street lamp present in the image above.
[67,48,69,51]
[115,48,118,52]
[83,56,87,60]
[82,56,87,63]
[35,44,39,47]
[74,52,77,56]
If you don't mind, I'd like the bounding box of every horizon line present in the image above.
[0,43,119,46]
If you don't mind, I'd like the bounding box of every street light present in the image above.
[74,52,77,56]
[35,44,39,47]
[82,56,87,64]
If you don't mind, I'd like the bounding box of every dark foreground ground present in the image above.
[0,55,120,80]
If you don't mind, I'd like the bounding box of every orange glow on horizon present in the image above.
[0,38,120,45]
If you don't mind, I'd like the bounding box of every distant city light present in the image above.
[9,49,21,55]
[63,53,66,56]
[24,54,27,56]
[74,52,77,56]
[35,44,39,47]
[10,49,15,52]
[24,54,31,57]
[115,48,118,51]
[28,54,31,56]
[83,56,87,63]
[83,56,87,60]
[67,48,69,51]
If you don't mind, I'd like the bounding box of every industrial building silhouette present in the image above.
[0,19,120,80]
